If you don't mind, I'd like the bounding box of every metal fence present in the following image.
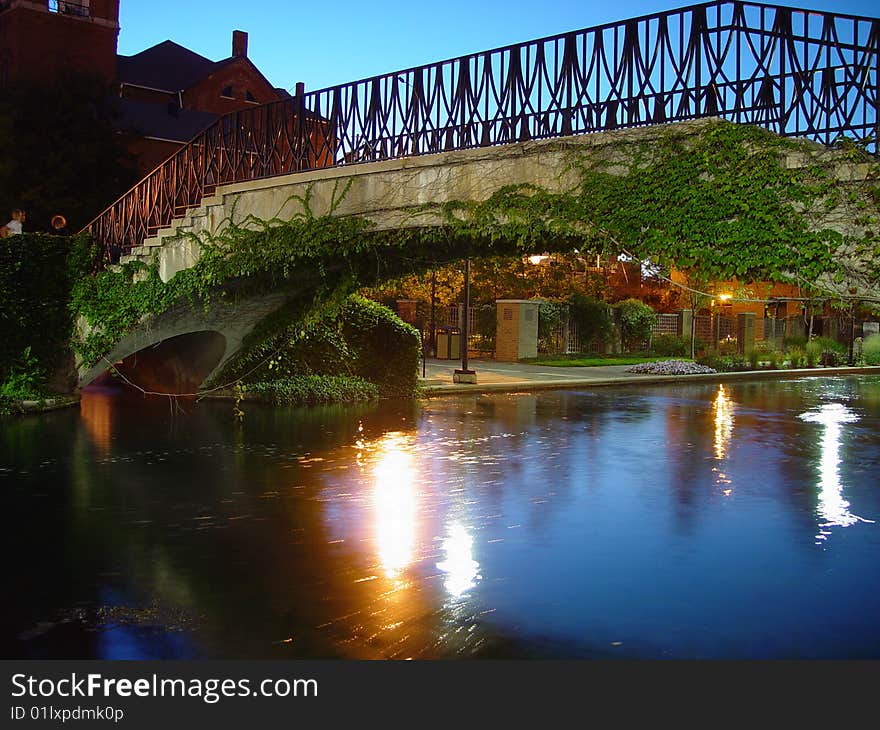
[85,1,880,261]
[652,313,680,337]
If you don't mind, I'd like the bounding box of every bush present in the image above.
[746,349,760,369]
[568,293,613,352]
[696,351,723,371]
[231,294,421,398]
[473,304,496,352]
[696,351,748,372]
[341,295,421,396]
[244,376,379,406]
[652,333,690,357]
[807,336,846,367]
[0,233,88,390]
[614,299,657,352]
[537,300,566,353]
[783,335,808,349]
[787,348,805,368]
[864,334,880,365]
[0,346,43,399]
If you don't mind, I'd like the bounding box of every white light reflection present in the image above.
[436,523,481,598]
[799,403,874,543]
[713,385,734,461]
[372,432,418,579]
[712,385,735,495]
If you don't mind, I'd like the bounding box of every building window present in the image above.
[50,1,91,18]
[221,85,233,98]
[245,90,256,102]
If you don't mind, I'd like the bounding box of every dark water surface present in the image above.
[4,376,880,659]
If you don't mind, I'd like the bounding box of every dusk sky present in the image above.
[117,0,880,94]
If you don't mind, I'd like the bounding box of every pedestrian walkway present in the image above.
[418,358,878,395]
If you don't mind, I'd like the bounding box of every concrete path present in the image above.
[418,358,879,395]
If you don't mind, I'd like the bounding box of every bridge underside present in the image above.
[78,292,289,391]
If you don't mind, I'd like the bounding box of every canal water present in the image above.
[4,376,880,659]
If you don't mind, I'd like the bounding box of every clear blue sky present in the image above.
[117,0,880,93]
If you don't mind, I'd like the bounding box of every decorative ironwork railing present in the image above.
[87,0,879,261]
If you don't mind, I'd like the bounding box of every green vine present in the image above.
[70,119,879,375]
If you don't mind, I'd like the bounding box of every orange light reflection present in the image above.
[371,432,418,580]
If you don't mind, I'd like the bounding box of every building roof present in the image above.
[117,40,217,92]
[116,97,218,143]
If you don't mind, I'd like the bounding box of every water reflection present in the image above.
[370,432,418,580]
[80,388,115,457]
[712,385,734,460]
[799,403,874,543]
[712,385,735,495]
[6,378,880,659]
[437,523,480,598]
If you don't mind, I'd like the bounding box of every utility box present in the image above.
[436,328,461,360]
[737,312,756,353]
[496,300,539,361]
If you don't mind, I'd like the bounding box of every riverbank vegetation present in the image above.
[225,295,421,404]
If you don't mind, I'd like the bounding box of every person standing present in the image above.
[1,209,26,236]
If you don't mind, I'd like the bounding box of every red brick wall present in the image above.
[0,1,119,87]
[121,85,175,105]
[182,58,282,115]
[127,136,181,177]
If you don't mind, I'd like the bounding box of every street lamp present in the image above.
[453,258,477,384]
[714,293,732,347]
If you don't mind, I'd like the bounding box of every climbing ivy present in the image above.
[69,120,879,375]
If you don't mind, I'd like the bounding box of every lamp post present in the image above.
[453,258,477,383]
[848,288,858,366]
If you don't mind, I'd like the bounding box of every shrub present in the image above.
[230,294,421,398]
[0,233,88,391]
[0,347,44,400]
[341,295,421,396]
[864,334,880,365]
[537,300,566,354]
[787,348,805,369]
[746,349,760,370]
[766,350,781,369]
[568,293,613,352]
[696,351,723,371]
[820,350,842,367]
[696,352,748,372]
[244,376,379,406]
[652,333,690,357]
[783,335,808,350]
[614,299,657,352]
[806,347,818,368]
[807,336,845,367]
[473,304,497,352]
[809,336,846,354]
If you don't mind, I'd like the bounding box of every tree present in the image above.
[0,73,138,233]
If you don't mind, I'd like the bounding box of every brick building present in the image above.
[0,0,289,175]
[0,1,119,87]
[116,30,289,174]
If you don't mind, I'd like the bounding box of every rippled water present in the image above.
[4,376,880,659]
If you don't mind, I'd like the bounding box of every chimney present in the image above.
[232,30,248,58]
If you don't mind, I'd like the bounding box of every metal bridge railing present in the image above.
[86,0,879,262]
